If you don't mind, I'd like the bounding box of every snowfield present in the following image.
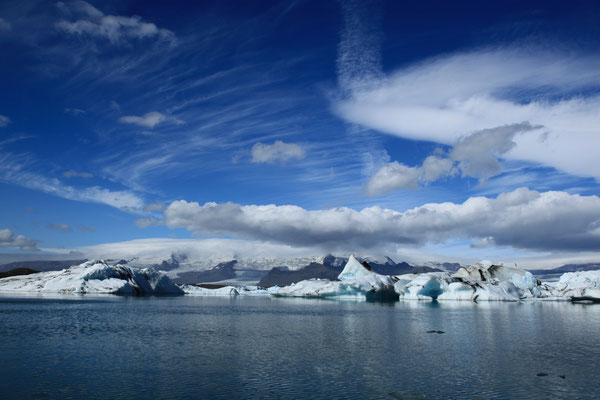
[0,257,599,302]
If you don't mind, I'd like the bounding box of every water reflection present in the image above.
[0,296,598,399]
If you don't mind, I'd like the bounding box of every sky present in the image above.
[1,0,600,267]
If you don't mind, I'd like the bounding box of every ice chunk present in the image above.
[0,260,183,295]
[545,270,600,301]
[271,256,398,300]
[394,273,451,300]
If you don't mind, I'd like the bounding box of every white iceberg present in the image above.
[0,260,183,295]
[182,285,270,296]
[543,270,600,301]
[392,262,535,302]
[271,255,398,300]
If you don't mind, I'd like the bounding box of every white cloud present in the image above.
[365,123,539,195]
[0,229,38,251]
[251,140,306,164]
[119,111,182,129]
[47,223,72,232]
[55,1,175,45]
[63,170,93,178]
[164,188,600,252]
[334,47,600,180]
[0,115,10,127]
[64,108,86,116]
[364,161,420,196]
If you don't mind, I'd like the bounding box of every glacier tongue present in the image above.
[0,260,183,295]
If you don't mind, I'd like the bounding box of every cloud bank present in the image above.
[164,188,600,252]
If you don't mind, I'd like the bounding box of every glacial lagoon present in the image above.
[1,295,599,399]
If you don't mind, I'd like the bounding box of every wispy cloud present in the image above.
[64,107,86,116]
[119,111,183,129]
[0,115,10,127]
[0,152,144,212]
[63,170,93,178]
[0,17,11,31]
[0,228,38,251]
[55,1,175,45]
[250,141,306,165]
[47,223,71,232]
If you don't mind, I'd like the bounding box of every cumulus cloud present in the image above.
[364,161,420,196]
[63,170,93,178]
[55,1,175,45]
[164,188,600,252]
[365,122,539,195]
[0,229,38,251]
[334,47,600,180]
[47,223,72,232]
[119,111,182,129]
[251,141,306,164]
[0,115,10,127]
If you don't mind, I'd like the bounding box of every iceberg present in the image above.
[271,255,399,300]
[182,285,270,296]
[0,260,183,295]
[543,270,600,301]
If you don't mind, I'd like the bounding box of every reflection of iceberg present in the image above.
[0,260,183,295]
[271,255,399,300]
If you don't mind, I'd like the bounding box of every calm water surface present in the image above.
[1,295,599,399]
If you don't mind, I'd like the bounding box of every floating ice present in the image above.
[271,255,398,300]
[0,260,183,295]
[182,285,270,296]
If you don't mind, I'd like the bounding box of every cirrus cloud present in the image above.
[56,1,175,45]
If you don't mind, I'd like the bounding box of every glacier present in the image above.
[0,260,183,295]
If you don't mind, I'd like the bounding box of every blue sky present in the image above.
[1,0,600,267]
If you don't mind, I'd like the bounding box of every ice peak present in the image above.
[338,255,379,281]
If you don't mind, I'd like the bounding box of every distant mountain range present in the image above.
[527,263,600,280]
[0,259,87,273]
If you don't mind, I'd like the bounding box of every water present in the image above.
[1,295,599,399]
